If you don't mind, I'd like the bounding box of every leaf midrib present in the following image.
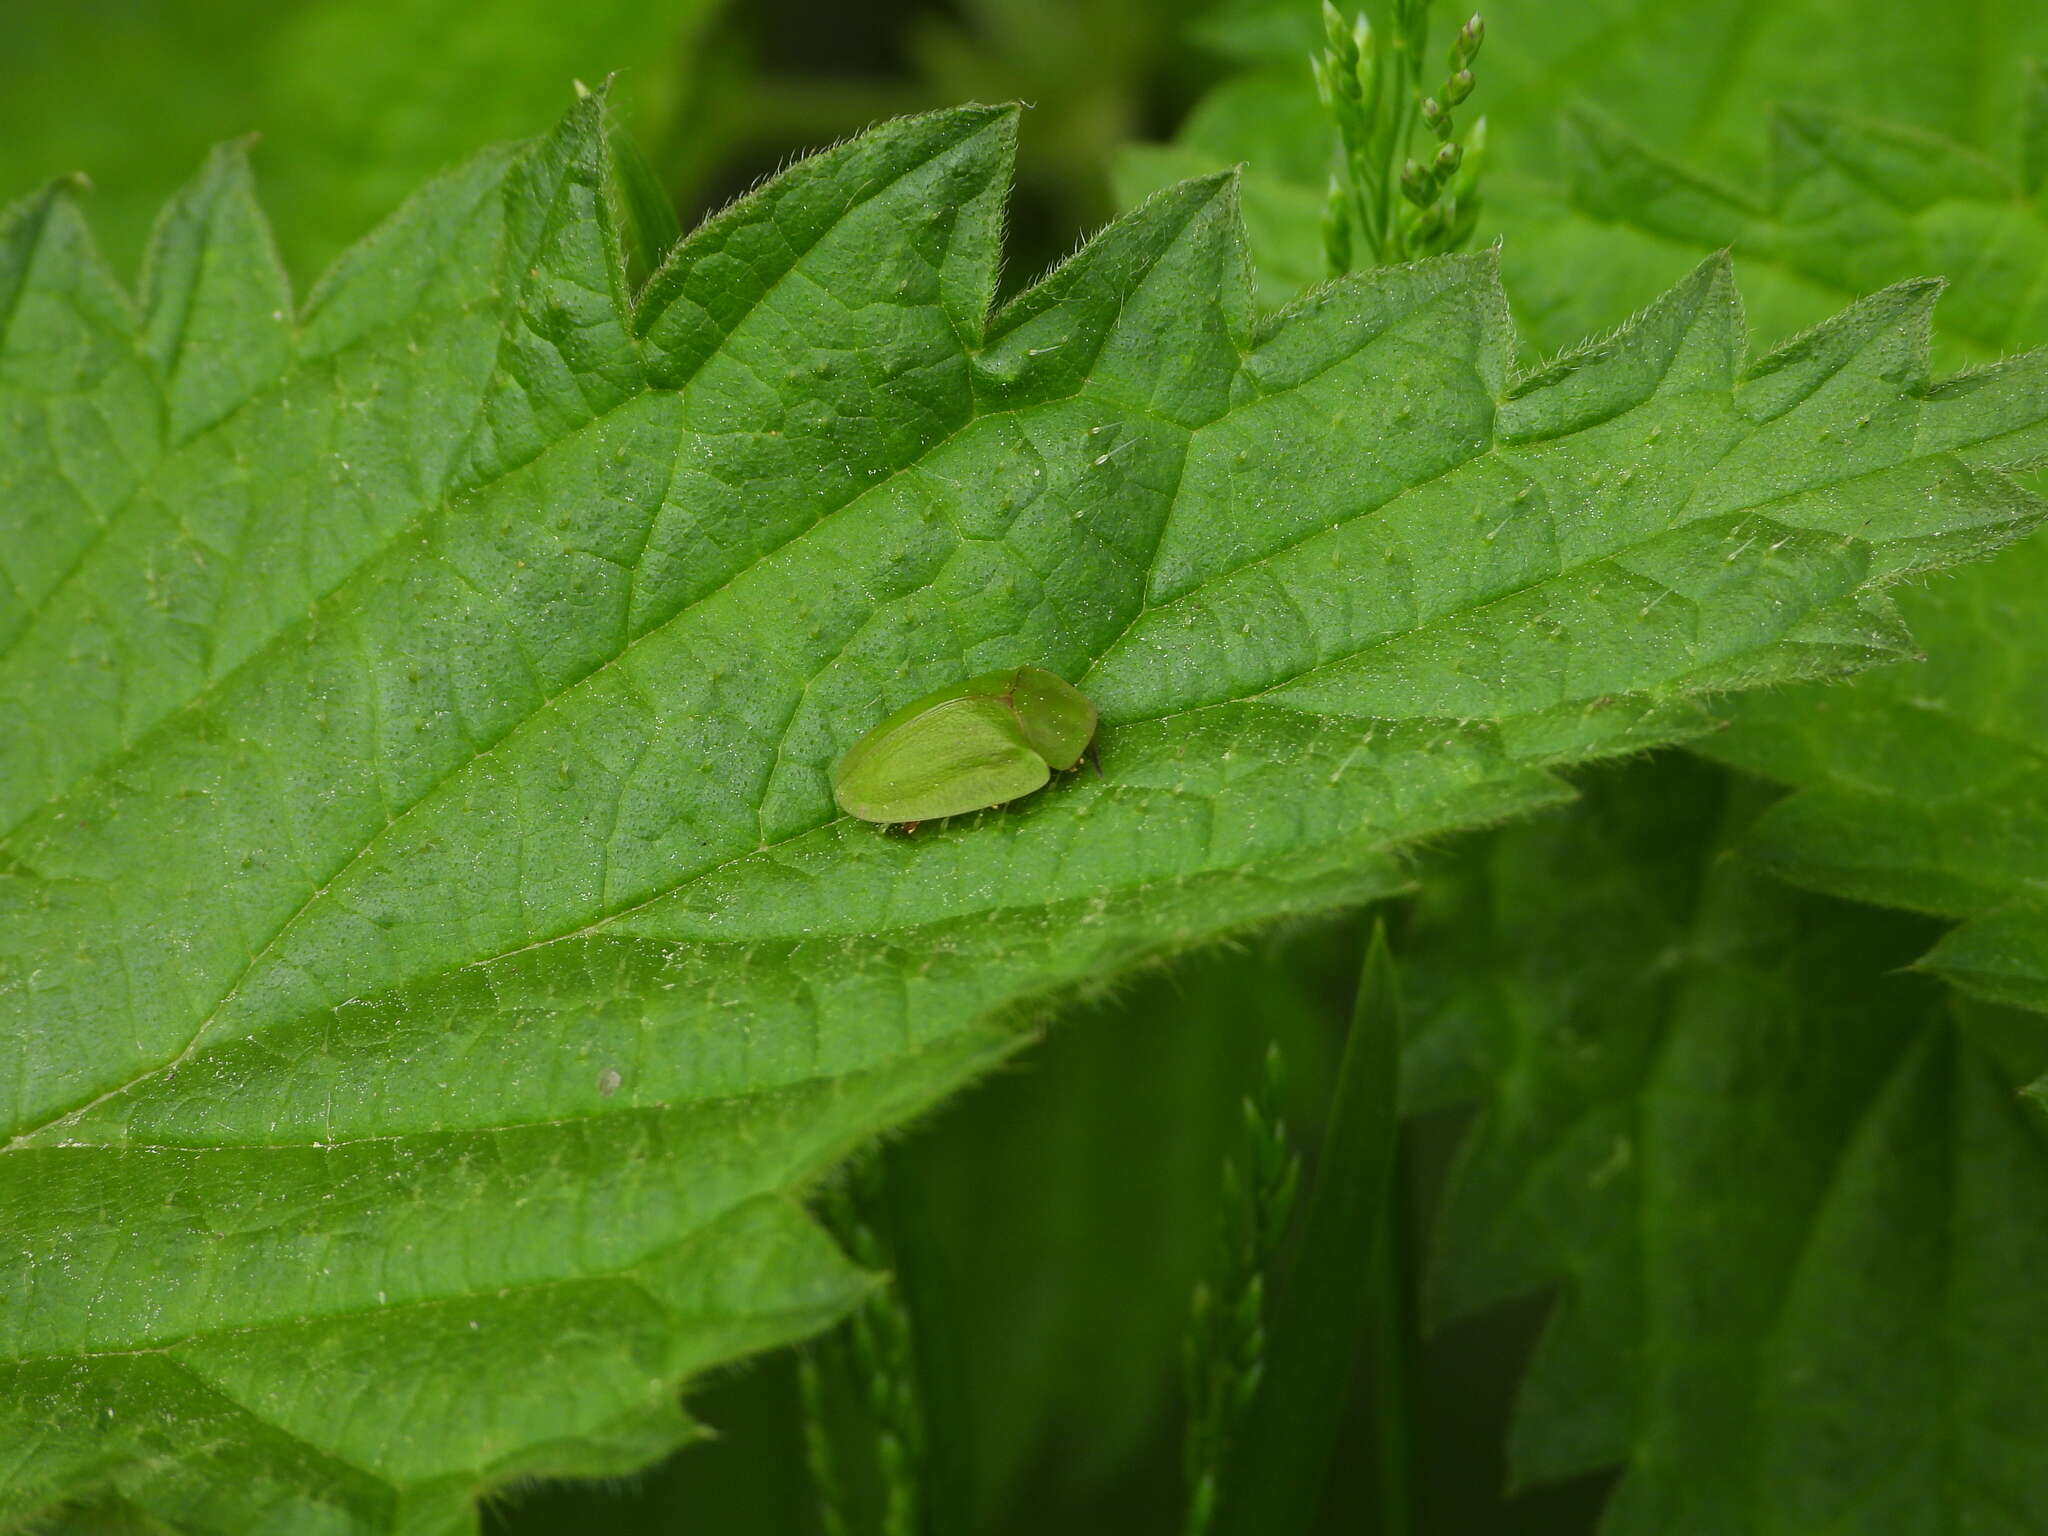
[20,272,2000,1153]
[4,175,1239,1145]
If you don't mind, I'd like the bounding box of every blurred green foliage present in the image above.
[0,0,726,278]
[10,2,2047,1532]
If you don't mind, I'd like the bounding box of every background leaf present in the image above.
[1403,753,2048,1531]
[1499,90,2048,1014]
[1497,99,2048,368]
[1703,531,2048,1013]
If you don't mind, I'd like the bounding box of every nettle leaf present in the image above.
[1500,99,2048,366]
[3,94,2047,1531]
[1705,531,2048,1012]
[1403,755,2048,1531]
[1526,91,2048,1014]
[1118,74,2048,365]
[1114,101,1326,315]
[1536,101,2048,1012]
[1123,52,2048,1014]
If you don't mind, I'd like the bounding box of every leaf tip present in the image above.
[1741,274,1945,401]
[199,133,263,186]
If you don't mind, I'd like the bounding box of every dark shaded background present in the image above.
[484,919,1610,1536]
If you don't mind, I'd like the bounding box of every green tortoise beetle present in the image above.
[831,666,1099,831]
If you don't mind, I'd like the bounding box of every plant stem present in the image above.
[1182,1043,1301,1536]
[801,1160,930,1536]
[1210,920,1406,1536]
[797,1349,855,1536]
[1319,2,1489,266]
[1368,1138,1417,1536]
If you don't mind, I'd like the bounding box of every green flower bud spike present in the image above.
[1312,6,1491,264]
[1452,13,1484,67]
[1399,158,1434,207]
[1322,1,1359,73]
[1351,17,1379,111]
[1323,175,1354,277]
